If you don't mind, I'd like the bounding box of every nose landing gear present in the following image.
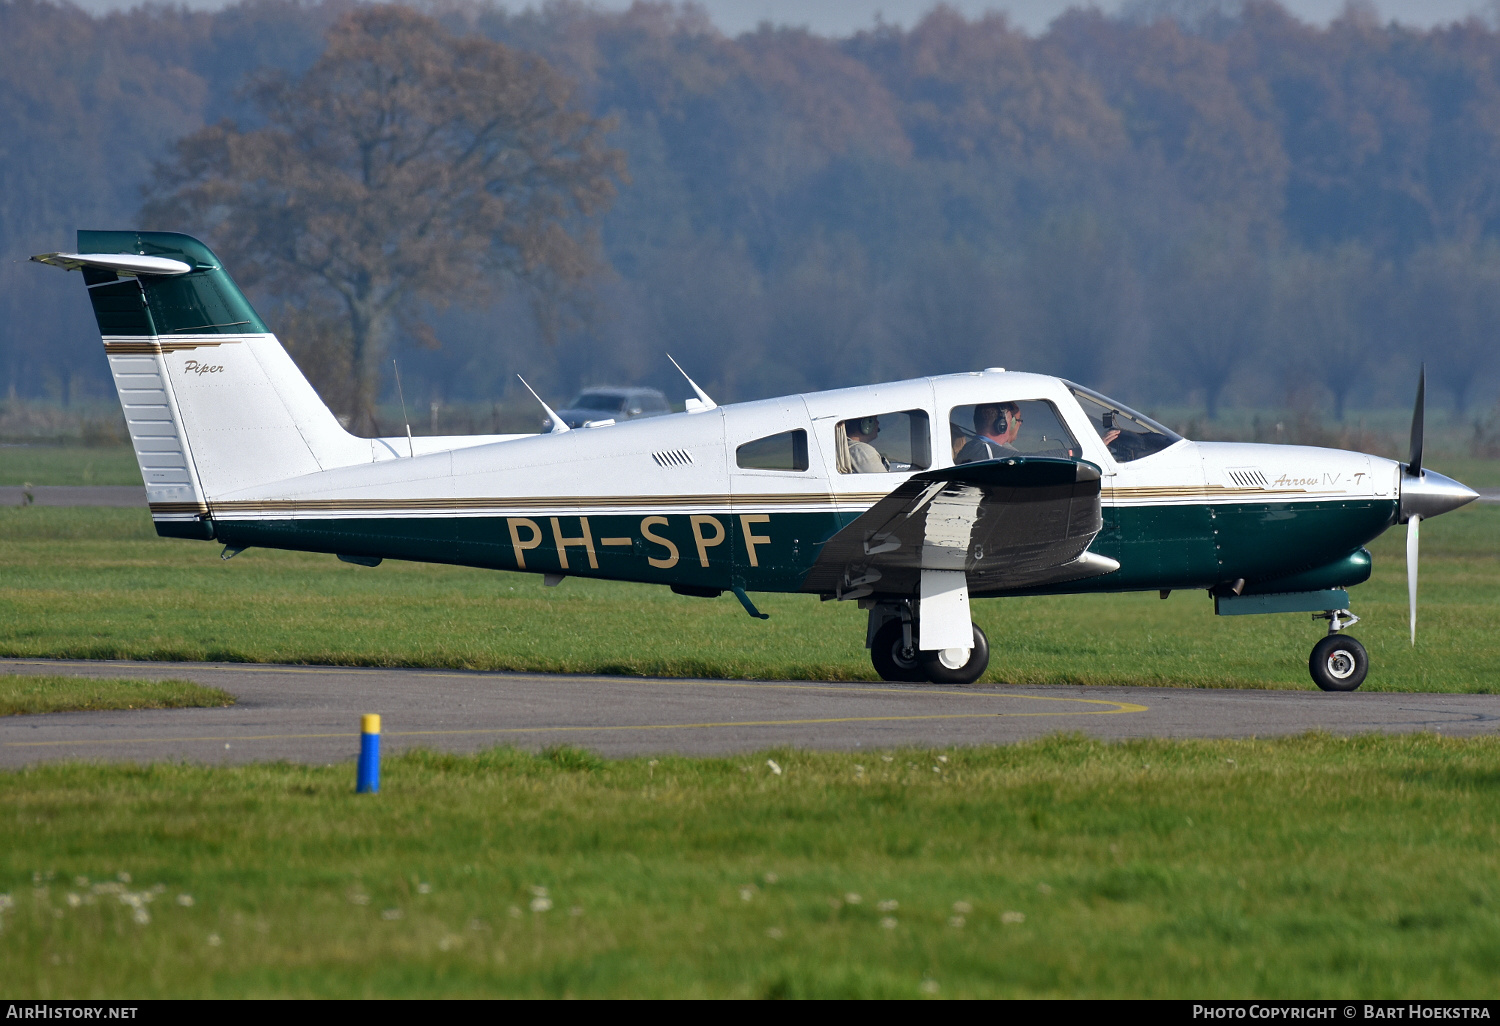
[1309,609,1367,692]
[867,601,991,684]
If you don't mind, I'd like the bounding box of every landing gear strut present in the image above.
[1309,609,1367,692]
[870,617,923,682]
[867,602,991,685]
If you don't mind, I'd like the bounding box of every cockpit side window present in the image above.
[1065,383,1183,463]
[835,409,931,474]
[949,400,1080,463]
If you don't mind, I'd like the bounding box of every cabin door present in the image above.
[726,398,834,594]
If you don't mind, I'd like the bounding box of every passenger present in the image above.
[950,423,967,462]
[845,416,889,473]
[956,402,1021,463]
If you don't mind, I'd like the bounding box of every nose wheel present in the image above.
[1309,609,1367,692]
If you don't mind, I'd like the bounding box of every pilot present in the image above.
[956,402,1021,463]
[845,416,889,473]
[1100,411,1123,449]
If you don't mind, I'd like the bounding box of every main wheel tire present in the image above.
[918,624,991,685]
[1309,634,1368,692]
[871,619,924,682]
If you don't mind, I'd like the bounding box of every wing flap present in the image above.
[804,457,1116,597]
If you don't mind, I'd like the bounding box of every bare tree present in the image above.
[1405,240,1500,416]
[890,243,1017,383]
[1272,244,1387,423]
[1150,231,1270,420]
[1022,209,1139,388]
[143,6,624,430]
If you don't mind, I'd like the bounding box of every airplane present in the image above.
[34,230,1480,691]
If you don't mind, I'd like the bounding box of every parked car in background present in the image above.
[544,386,672,430]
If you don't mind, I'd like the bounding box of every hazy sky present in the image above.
[67,0,1494,36]
[687,0,1490,36]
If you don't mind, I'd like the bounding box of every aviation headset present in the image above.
[975,404,1013,435]
[851,415,880,436]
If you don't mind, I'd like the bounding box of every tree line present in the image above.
[3,0,1499,428]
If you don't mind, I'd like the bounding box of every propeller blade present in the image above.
[1407,364,1425,476]
[1407,513,1421,645]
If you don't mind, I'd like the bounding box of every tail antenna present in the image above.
[666,354,717,412]
[392,359,414,458]
[517,375,571,433]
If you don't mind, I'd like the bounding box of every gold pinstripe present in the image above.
[1104,483,1366,504]
[103,336,248,354]
[149,486,1368,522]
[189,492,884,517]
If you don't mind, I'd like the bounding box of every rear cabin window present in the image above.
[950,400,1080,463]
[835,410,931,474]
[737,429,809,472]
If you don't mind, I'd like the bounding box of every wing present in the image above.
[803,457,1119,598]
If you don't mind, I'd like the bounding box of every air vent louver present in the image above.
[652,449,693,468]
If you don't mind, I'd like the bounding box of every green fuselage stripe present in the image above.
[206,497,1397,596]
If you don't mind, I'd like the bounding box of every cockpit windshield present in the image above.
[1065,383,1183,463]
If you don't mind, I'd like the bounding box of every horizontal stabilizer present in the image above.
[31,252,193,276]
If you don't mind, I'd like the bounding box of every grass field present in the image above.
[0,446,143,487]
[2,734,1498,998]
[1421,457,1500,489]
[1,447,1495,999]
[0,502,1494,690]
[0,675,231,716]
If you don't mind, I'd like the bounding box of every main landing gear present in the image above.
[1309,609,1367,692]
[867,601,991,685]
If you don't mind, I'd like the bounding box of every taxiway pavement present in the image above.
[2,658,1497,766]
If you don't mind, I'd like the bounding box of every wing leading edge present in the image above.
[804,457,1119,599]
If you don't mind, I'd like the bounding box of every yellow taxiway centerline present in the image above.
[1,659,1147,706]
[2,697,1148,748]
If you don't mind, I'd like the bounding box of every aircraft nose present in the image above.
[1400,468,1480,522]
